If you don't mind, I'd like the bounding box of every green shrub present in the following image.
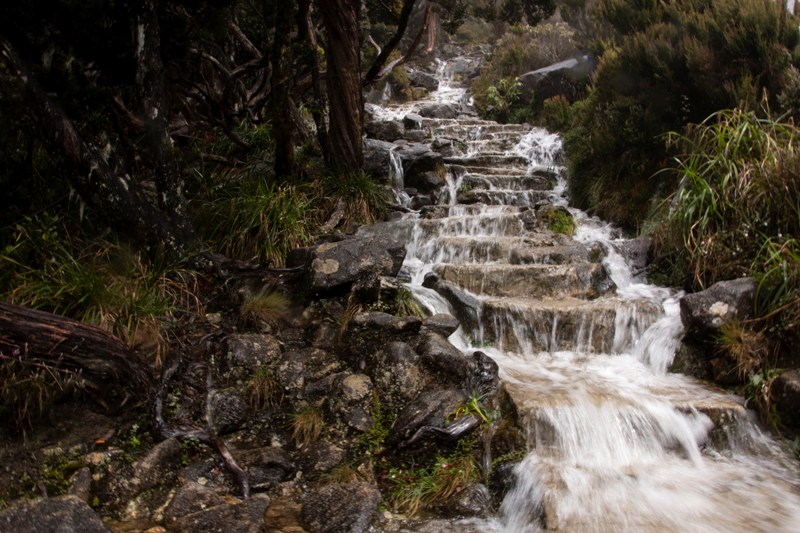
[565,0,800,230]
[655,107,800,384]
[319,170,391,226]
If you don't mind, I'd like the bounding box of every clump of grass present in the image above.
[451,392,493,425]
[246,367,282,410]
[291,404,324,448]
[718,319,769,380]
[197,175,313,266]
[395,287,426,318]
[322,464,366,484]
[319,170,391,226]
[386,444,480,516]
[240,290,291,325]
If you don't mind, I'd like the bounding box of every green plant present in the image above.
[128,423,142,449]
[359,394,393,454]
[197,176,312,266]
[246,367,283,410]
[291,404,324,448]
[717,319,769,379]
[395,287,425,318]
[319,170,391,226]
[451,393,493,425]
[539,206,576,237]
[386,443,480,516]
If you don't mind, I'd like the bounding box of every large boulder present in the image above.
[388,388,468,447]
[287,236,406,297]
[519,54,595,108]
[300,482,381,533]
[407,68,439,91]
[419,103,459,119]
[392,142,446,194]
[770,370,800,433]
[680,278,757,335]
[344,311,423,370]
[365,120,404,142]
[0,495,110,533]
[363,138,395,182]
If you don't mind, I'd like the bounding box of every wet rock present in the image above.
[403,113,424,130]
[363,138,395,179]
[208,389,249,434]
[395,146,445,194]
[133,437,182,492]
[417,332,475,385]
[345,311,423,371]
[771,370,800,431]
[300,482,381,533]
[0,495,110,533]
[163,481,226,526]
[69,467,92,502]
[680,278,757,335]
[419,103,458,119]
[488,461,519,508]
[407,69,439,91]
[519,54,595,108]
[612,236,652,272]
[226,334,282,379]
[300,440,347,476]
[422,272,439,288]
[371,341,429,414]
[365,120,404,142]
[405,414,482,448]
[239,447,295,490]
[287,236,406,297]
[433,281,481,332]
[469,351,499,395]
[432,483,491,518]
[327,373,375,432]
[421,313,461,338]
[174,494,271,533]
[389,388,467,446]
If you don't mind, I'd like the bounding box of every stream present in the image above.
[363,58,800,532]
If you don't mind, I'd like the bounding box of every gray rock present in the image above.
[417,332,474,385]
[133,437,182,491]
[327,373,375,432]
[612,236,652,272]
[771,370,800,431]
[422,313,461,338]
[226,333,282,379]
[389,388,467,446]
[407,69,440,91]
[434,281,481,332]
[288,236,406,297]
[164,481,226,525]
[345,311,423,371]
[300,482,381,533]
[419,103,458,119]
[239,447,295,489]
[68,467,92,502]
[0,495,110,533]
[433,483,491,518]
[208,389,249,434]
[403,113,424,130]
[363,138,395,180]
[300,441,347,476]
[372,341,429,414]
[519,54,595,107]
[469,351,499,395]
[365,120,404,142]
[680,278,757,335]
[174,494,271,533]
[400,150,446,194]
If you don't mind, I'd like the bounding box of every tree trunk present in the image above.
[363,0,419,86]
[0,302,153,411]
[0,37,187,259]
[134,0,195,244]
[317,0,363,173]
[270,0,297,177]
[297,0,329,164]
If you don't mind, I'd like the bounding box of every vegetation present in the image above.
[245,367,283,410]
[563,0,800,229]
[654,107,800,417]
[291,404,324,448]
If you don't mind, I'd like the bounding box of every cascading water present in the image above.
[365,57,800,532]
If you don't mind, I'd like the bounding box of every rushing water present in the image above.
[366,58,800,532]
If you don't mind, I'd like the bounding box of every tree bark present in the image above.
[0,37,187,259]
[317,0,363,173]
[0,302,153,411]
[134,0,195,244]
[363,0,419,86]
[297,0,329,164]
[270,0,296,177]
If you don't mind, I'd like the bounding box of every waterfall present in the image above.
[363,56,800,533]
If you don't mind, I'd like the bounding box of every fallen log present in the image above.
[0,301,153,412]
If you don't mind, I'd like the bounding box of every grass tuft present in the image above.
[291,404,324,449]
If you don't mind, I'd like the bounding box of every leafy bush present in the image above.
[655,107,800,372]
[565,0,800,229]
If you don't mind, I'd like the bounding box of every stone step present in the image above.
[445,154,531,167]
[433,263,613,300]
[416,236,595,265]
[457,189,552,207]
[477,296,662,354]
[415,212,527,238]
[461,172,556,191]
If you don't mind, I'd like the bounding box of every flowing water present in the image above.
[365,59,800,532]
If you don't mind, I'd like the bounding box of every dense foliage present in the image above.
[564,0,800,229]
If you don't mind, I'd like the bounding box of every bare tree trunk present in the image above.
[317,0,363,173]
[0,302,153,412]
[134,0,195,245]
[297,0,329,164]
[363,0,419,86]
[0,37,187,259]
[270,0,296,177]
